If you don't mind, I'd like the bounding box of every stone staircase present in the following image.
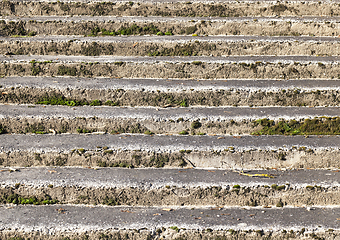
[0,0,340,239]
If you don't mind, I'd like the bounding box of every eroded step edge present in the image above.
[2,16,340,37]
[2,1,340,18]
[0,168,339,207]
[2,35,340,56]
[2,55,340,79]
[0,205,339,234]
[1,105,340,135]
[0,134,340,169]
[2,77,340,107]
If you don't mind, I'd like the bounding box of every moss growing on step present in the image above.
[252,117,340,135]
[89,24,171,36]
[0,193,58,205]
[0,124,6,134]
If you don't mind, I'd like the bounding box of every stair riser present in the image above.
[1,186,339,207]
[1,2,340,17]
[2,20,340,37]
[2,62,340,79]
[1,149,339,169]
[2,40,340,56]
[0,230,336,240]
[2,87,340,107]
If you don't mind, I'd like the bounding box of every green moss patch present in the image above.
[252,117,340,135]
[1,193,58,205]
[89,24,171,36]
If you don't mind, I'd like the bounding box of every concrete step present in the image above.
[1,105,340,135]
[0,205,338,239]
[2,16,340,36]
[2,35,340,56]
[0,134,340,169]
[0,167,339,207]
[2,0,340,18]
[2,55,340,79]
[2,77,340,107]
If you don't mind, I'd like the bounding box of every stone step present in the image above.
[0,205,338,239]
[2,16,340,36]
[2,77,340,107]
[0,134,340,169]
[0,167,339,207]
[2,55,340,79]
[1,0,340,18]
[1,104,340,135]
[2,35,340,56]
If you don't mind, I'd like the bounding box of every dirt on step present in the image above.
[0,148,339,169]
[1,185,339,207]
[0,1,339,17]
[1,39,340,57]
[0,87,339,107]
[0,229,338,240]
[1,61,340,79]
[1,20,340,37]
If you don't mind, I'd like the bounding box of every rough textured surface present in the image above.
[1,105,340,134]
[1,229,339,240]
[2,1,340,17]
[2,35,340,56]
[2,16,340,36]
[0,135,340,168]
[2,77,340,107]
[0,205,339,233]
[3,55,340,79]
[0,168,339,206]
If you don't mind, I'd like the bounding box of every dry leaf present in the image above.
[162,208,173,212]
[217,137,225,139]
[263,206,272,208]
[121,210,134,213]
[1,92,8,95]
[249,214,256,217]
[153,213,162,216]
[210,207,221,210]
[48,170,57,174]
[195,217,202,219]
[56,208,66,214]
[233,136,242,139]
[208,170,215,172]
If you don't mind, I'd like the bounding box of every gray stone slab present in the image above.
[0,205,339,232]
[0,167,339,188]
[0,134,340,152]
[0,105,340,121]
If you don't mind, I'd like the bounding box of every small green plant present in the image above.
[192,61,202,65]
[179,99,188,107]
[191,121,201,129]
[170,226,180,232]
[78,148,86,154]
[144,130,154,135]
[276,201,284,208]
[90,99,101,106]
[0,124,6,134]
[233,185,240,189]
[179,130,189,135]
